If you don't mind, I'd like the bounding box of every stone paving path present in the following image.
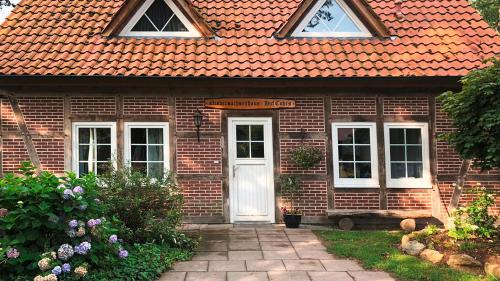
[159,225,396,281]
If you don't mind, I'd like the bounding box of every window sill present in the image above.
[386,185,432,189]
[334,183,380,188]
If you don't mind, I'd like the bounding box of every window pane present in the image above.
[406,129,422,144]
[303,0,361,33]
[79,145,90,161]
[79,162,89,176]
[96,162,110,175]
[148,146,164,161]
[78,128,90,143]
[355,163,371,178]
[354,128,370,144]
[338,145,353,161]
[407,163,423,178]
[145,0,173,30]
[237,142,250,158]
[355,146,371,161]
[251,125,264,141]
[131,145,147,161]
[391,163,406,179]
[131,128,146,144]
[390,146,405,161]
[389,129,405,144]
[407,146,422,161]
[163,15,188,32]
[236,125,249,141]
[131,15,157,31]
[96,128,111,144]
[131,162,147,174]
[96,145,111,161]
[337,128,353,144]
[148,163,164,179]
[339,163,354,178]
[148,128,163,144]
[251,143,264,158]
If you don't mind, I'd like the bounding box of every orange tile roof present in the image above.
[0,0,498,78]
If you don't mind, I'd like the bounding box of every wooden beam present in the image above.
[324,96,334,210]
[116,95,124,167]
[170,0,215,37]
[376,96,387,209]
[102,0,143,37]
[275,0,316,39]
[327,209,433,219]
[63,95,72,172]
[428,97,442,220]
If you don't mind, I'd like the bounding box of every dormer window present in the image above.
[120,0,200,37]
[291,0,372,38]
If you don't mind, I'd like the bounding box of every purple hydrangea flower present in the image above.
[62,189,74,200]
[72,186,84,194]
[0,208,8,217]
[87,219,96,227]
[118,249,128,259]
[57,244,74,261]
[52,266,62,276]
[68,219,78,229]
[95,219,102,225]
[74,241,91,255]
[62,263,71,273]
[6,248,19,259]
[108,234,118,244]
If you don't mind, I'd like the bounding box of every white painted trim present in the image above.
[292,0,372,38]
[72,122,117,176]
[384,123,431,189]
[228,117,275,223]
[119,0,201,37]
[332,122,379,188]
[124,122,170,176]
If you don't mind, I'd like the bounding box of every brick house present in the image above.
[0,0,498,224]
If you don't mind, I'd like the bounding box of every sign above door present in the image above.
[205,98,295,110]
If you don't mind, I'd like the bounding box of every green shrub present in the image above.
[289,145,323,169]
[0,162,126,280]
[98,167,196,250]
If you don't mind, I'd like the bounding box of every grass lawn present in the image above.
[315,230,495,281]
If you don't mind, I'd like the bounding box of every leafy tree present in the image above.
[471,0,500,32]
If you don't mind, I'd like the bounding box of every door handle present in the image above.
[233,165,238,178]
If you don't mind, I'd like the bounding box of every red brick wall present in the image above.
[281,180,328,216]
[1,98,17,131]
[280,139,327,174]
[383,97,429,115]
[435,101,462,174]
[180,179,223,217]
[279,97,324,132]
[123,96,169,116]
[387,190,432,210]
[71,96,116,115]
[34,138,65,173]
[331,97,376,116]
[176,137,222,174]
[333,192,380,209]
[438,181,500,215]
[2,138,29,173]
[176,97,220,132]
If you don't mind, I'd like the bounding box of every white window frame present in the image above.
[124,122,170,176]
[119,0,200,38]
[384,123,431,188]
[332,122,379,188]
[72,122,117,176]
[292,0,372,38]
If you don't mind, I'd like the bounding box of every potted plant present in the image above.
[280,175,302,228]
[290,144,323,169]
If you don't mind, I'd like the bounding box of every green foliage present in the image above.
[449,184,498,240]
[98,167,196,250]
[0,162,123,280]
[85,243,192,281]
[316,230,493,281]
[279,175,302,214]
[438,58,500,170]
[289,145,323,169]
[471,0,500,32]
[424,224,440,236]
[459,241,480,252]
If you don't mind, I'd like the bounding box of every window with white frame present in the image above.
[124,122,169,178]
[384,123,431,188]
[119,0,200,37]
[292,0,372,38]
[332,123,379,187]
[72,122,117,177]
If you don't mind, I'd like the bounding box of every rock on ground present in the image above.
[420,249,444,264]
[402,240,425,256]
[485,256,500,278]
[400,219,416,232]
[447,254,482,267]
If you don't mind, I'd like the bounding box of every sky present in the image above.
[0,0,20,24]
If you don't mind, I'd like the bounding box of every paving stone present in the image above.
[228,250,263,260]
[258,234,289,241]
[283,228,313,234]
[185,272,226,281]
[292,241,326,251]
[348,271,396,281]
[229,241,261,250]
[227,272,269,281]
[230,236,259,243]
[192,251,228,261]
[158,271,186,281]
[199,241,228,251]
[230,228,257,234]
[308,272,354,281]
[263,250,299,260]
[206,224,233,230]
[246,260,286,271]
[260,241,293,251]
[268,271,311,281]
[287,234,318,242]
[321,260,363,271]
[209,260,246,272]
[296,250,335,260]
[172,261,208,272]
[256,228,285,235]
[283,260,324,271]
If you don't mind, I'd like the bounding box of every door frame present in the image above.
[228,117,275,223]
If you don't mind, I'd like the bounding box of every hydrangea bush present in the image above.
[0,162,127,280]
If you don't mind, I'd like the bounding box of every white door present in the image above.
[229,117,275,223]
